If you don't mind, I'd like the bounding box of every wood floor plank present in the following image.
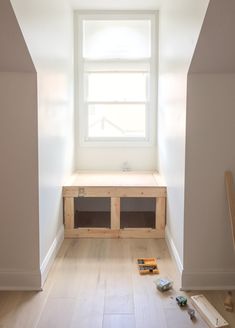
[70,295,104,328]
[103,314,135,328]
[164,307,208,328]
[49,239,88,298]
[103,239,134,314]
[0,241,75,328]
[70,239,106,328]
[129,239,168,328]
[0,239,233,328]
[36,298,75,328]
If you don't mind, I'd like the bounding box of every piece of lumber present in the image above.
[155,197,166,232]
[65,228,164,239]
[63,186,166,198]
[191,295,229,328]
[111,197,120,229]
[119,228,164,239]
[62,186,79,197]
[64,171,162,187]
[64,197,74,229]
[225,171,235,250]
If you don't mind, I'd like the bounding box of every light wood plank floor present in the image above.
[0,239,234,328]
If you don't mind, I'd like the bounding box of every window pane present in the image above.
[83,20,151,59]
[87,73,148,102]
[88,104,146,138]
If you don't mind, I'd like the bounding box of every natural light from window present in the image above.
[77,13,156,143]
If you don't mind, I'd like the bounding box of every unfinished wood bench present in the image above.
[62,171,167,238]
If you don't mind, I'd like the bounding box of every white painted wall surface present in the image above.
[0,0,40,289]
[10,0,74,277]
[76,147,156,171]
[183,0,235,289]
[70,0,161,10]
[184,74,235,289]
[157,0,209,270]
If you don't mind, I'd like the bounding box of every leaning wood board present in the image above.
[225,171,235,251]
[191,295,229,328]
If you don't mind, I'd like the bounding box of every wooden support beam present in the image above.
[155,197,166,232]
[63,186,79,197]
[111,197,120,229]
[64,197,74,230]
[225,171,235,251]
[65,228,118,238]
[65,228,164,239]
[119,228,164,239]
[62,186,166,198]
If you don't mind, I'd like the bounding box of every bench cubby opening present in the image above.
[74,197,111,228]
[120,197,156,229]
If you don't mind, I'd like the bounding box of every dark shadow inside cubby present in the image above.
[120,197,155,229]
[74,197,110,228]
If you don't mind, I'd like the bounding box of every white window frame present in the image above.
[74,11,158,147]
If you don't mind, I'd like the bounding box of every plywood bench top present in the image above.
[64,171,165,188]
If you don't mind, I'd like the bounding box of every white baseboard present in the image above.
[182,269,235,290]
[0,270,41,291]
[165,225,183,274]
[0,226,64,291]
[40,225,64,287]
[165,226,235,290]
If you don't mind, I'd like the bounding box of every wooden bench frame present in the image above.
[63,186,166,238]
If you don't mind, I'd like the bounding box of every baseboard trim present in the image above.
[165,225,183,274]
[0,270,41,291]
[182,269,235,290]
[40,225,64,287]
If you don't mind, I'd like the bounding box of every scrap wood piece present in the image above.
[191,295,229,328]
[224,172,234,313]
[224,291,233,312]
[137,258,159,274]
[224,171,235,251]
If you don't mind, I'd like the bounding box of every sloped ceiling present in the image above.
[190,0,235,73]
[0,0,35,72]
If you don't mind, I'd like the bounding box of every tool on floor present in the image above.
[154,278,172,292]
[187,308,196,320]
[176,295,187,307]
[137,258,159,274]
[191,295,229,328]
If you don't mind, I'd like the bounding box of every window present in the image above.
[75,12,157,145]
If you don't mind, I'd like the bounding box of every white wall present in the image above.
[10,0,74,284]
[157,0,209,271]
[184,74,235,289]
[70,0,161,10]
[183,0,235,289]
[76,147,156,171]
[0,0,40,289]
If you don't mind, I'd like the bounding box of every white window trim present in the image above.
[74,11,158,148]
